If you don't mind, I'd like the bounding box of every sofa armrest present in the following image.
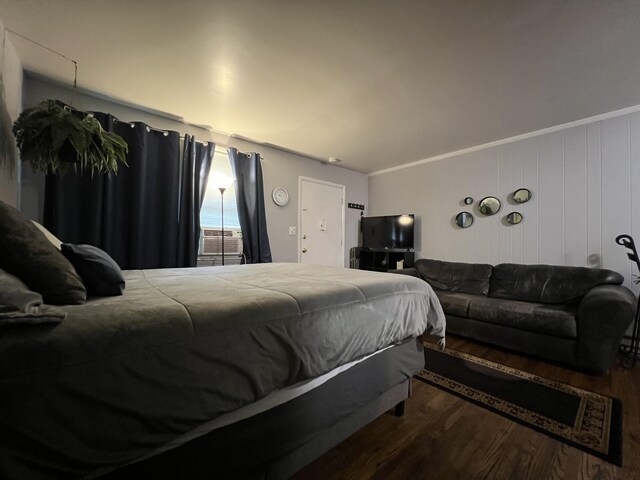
[576,285,637,373]
[387,267,421,278]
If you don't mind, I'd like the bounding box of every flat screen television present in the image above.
[361,214,414,250]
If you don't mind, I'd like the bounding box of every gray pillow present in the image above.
[61,243,125,296]
[0,269,66,325]
[0,200,86,305]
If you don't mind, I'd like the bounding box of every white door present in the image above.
[299,177,345,267]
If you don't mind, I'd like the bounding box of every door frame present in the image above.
[298,176,346,265]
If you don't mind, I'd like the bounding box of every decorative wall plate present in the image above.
[272,186,289,206]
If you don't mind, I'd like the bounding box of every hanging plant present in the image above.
[12,100,128,175]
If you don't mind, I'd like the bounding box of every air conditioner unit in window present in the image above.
[199,228,243,255]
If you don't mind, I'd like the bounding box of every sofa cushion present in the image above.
[468,296,577,339]
[489,263,623,304]
[434,291,477,318]
[415,259,492,295]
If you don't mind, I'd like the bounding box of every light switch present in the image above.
[320,219,326,231]
[289,226,296,235]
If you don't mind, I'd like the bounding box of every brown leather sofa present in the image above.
[394,259,636,373]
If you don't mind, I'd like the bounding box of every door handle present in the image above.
[302,248,308,253]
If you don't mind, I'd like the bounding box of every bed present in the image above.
[0,262,445,479]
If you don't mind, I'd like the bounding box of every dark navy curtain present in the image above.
[44,112,206,269]
[228,147,272,263]
[176,135,215,267]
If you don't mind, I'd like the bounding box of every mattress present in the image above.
[0,263,445,478]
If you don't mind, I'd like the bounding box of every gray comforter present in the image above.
[0,263,445,478]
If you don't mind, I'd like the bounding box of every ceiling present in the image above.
[1,0,640,173]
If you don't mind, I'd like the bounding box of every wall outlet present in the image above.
[289,226,296,235]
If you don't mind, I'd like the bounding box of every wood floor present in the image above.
[294,336,640,480]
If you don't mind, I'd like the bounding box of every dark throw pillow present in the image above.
[61,244,125,296]
[0,200,86,305]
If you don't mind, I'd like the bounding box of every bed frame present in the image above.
[100,337,423,479]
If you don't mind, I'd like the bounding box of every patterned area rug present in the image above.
[416,342,623,465]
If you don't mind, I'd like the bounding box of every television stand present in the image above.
[358,249,414,272]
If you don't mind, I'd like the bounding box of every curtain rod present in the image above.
[69,102,222,144]
[108,113,220,142]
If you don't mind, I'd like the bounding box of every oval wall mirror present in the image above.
[478,196,501,216]
[506,212,523,225]
[512,188,532,204]
[455,211,474,228]
[464,197,474,205]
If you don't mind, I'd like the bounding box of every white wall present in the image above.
[369,109,640,295]
[232,137,367,266]
[21,76,368,266]
[0,20,23,207]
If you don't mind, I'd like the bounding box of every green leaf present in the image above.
[12,100,128,175]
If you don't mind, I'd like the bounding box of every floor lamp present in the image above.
[211,173,233,266]
[616,234,640,368]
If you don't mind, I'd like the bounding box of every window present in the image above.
[200,147,241,230]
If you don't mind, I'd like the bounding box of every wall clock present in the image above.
[272,186,290,206]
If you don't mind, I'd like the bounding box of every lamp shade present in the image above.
[209,172,233,190]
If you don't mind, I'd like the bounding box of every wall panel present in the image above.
[537,132,565,265]
[510,142,525,264]
[370,110,640,296]
[601,116,632,287]
[470,150,495,264]
[498,144,514,264]
[586,122,602,268]
[563,126,587,266]
[522,138,539,264]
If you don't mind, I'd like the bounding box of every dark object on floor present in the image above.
[417,342,623,466]
[615,234,640,368]
[393,259,636,373]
